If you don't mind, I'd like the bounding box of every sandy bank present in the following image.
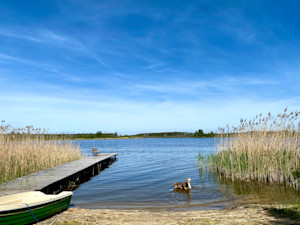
[43,204,300,225]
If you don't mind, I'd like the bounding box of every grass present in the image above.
[0,121,81,184]
[199,108,300,188]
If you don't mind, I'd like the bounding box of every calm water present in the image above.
[71,138,300,210]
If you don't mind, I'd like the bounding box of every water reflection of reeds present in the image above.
[219,178,300,204]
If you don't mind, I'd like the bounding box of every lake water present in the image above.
[71,138,300,210]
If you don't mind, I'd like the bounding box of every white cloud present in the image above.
[133,76,279,97]
[0,27,84,50]
[143,62,167,70]
[0,91,299,134]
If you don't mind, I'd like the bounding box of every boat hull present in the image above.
[0,195,71,225]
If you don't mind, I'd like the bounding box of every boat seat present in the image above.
[92,147,101,156]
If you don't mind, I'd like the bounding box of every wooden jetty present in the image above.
[0,153,117,197]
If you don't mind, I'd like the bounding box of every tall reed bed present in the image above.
[0,121,81,184]
[205,108,300,188]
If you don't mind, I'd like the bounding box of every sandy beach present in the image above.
[43,204,300,225]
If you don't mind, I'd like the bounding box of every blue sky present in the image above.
[0,0,300,134]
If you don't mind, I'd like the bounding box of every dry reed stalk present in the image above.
[0,122,81,184]
[214,108,300,188]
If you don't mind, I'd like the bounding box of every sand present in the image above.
[43,204,300,225]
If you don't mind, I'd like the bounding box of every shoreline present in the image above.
[43,203,300,224]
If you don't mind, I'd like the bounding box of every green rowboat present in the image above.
[0,191,72,225]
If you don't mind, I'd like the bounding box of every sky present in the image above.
[0,0,300,134]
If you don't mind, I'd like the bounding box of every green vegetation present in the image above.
[131,132,193,138]
[194,129,214,137]
[62,130,215,139]
[199,108,300,189]
[0,121,81,184]
[133,130,215,138]
[69,131,118,139]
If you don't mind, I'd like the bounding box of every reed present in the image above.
[0,121,81,184]
[211,108,300,188]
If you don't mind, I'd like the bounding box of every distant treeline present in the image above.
[56,130,216,139]
[59,131,118,139]
[132,130,215,138]
[3,129,216,139]
[131,132,193,138]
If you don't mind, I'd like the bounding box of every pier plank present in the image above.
[0,153,117,196]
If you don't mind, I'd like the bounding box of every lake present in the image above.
[71,138,300,210]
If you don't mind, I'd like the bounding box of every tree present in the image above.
[194,129,204,137]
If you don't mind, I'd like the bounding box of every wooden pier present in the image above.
[0,153,117,197]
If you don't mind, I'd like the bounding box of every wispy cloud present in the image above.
[143,62,167,70]
[134,76,280,97]
[0,90,298,134]
[0,53,43,66]
[214,8,258,44]
[0,26,84,50]
[0,0,299,133]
